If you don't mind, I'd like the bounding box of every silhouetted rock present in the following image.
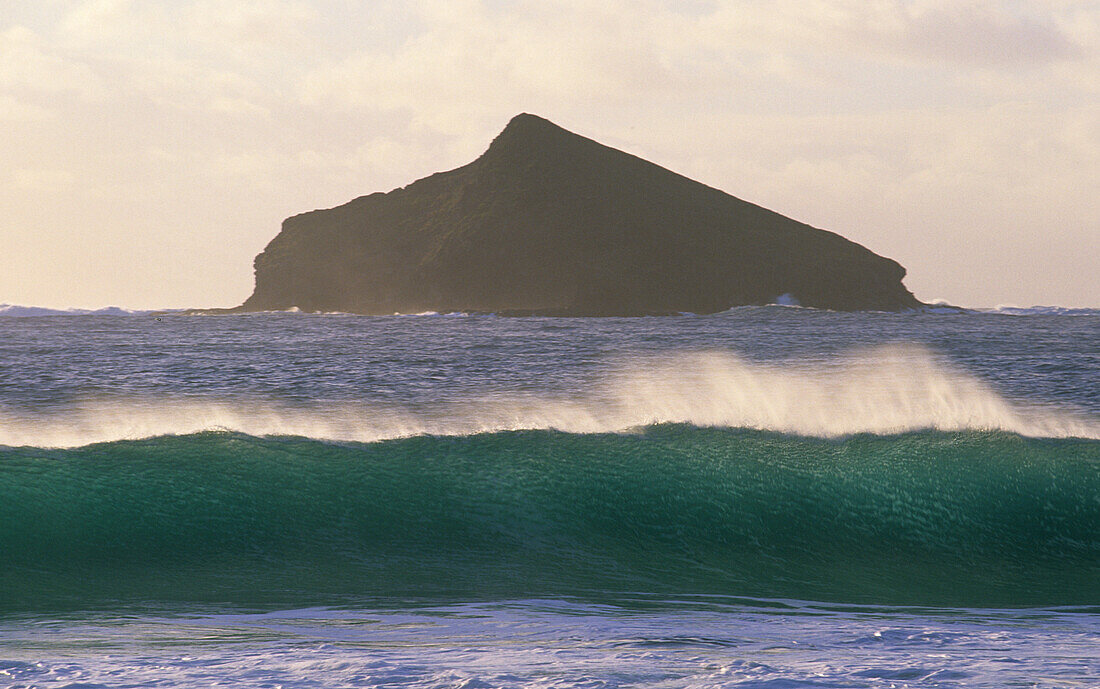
[239,114,922,315]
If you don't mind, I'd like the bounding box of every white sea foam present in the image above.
[983,305,1099,316]
[771,293,802,307]
[1,345,1095,448]
[6,602,1093,689]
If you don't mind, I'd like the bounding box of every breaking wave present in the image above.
[0,345,1095,449]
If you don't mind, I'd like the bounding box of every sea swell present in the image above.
[2,427,1097,613]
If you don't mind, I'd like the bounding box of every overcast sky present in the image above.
[2,0,1097,309]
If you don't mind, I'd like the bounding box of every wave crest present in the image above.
[1,345,1095,448]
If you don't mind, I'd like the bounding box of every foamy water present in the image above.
[4,601,1098,689]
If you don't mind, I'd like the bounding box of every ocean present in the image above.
[1,306,1097,688]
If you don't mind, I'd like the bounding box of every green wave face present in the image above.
[2,428,1098,613]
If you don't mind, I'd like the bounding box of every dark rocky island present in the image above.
[238,114,922,315]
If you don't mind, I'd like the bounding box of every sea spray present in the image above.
[1,345,1095,448]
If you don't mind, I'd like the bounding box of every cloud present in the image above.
[857,1,1082,66]
[58,0,139,43]
[51,0,312,115]
[10,167,77,191]
[182,0,319,51]
[126,56,269,113]
[209,95,270,117]
[0,94,55,121]
[0,25,105,99]
[664,0,1084,76]
[297,0,1092,135]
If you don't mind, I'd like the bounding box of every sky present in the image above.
[1,0,1097,309]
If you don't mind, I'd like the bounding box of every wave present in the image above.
[1,345,1095,449]
[0,304,157,317]
[1,427,1097,612]
[982,305,1100,317]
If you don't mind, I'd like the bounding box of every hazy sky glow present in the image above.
[2,0,1097,308]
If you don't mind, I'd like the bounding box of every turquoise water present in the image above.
[3,429,1098,612]
[1,307,1097,687]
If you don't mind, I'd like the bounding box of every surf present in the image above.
[1,345,1096,449]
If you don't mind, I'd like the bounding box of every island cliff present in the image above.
[240,114,922,315]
